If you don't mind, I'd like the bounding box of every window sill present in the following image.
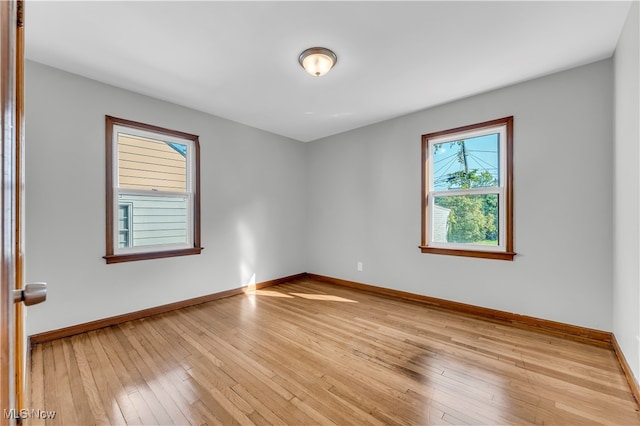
[104,247,204,264]
[419,246,515,261]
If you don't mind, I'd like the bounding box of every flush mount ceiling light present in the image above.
[298,47,337,77]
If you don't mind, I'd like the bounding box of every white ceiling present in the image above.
[25,1,632,142]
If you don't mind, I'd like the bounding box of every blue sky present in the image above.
[432,133,499,190]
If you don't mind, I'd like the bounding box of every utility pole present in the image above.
[461,140,469,174]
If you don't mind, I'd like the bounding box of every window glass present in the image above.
[118,134,187,191]
[432,133,499,190]
[118,194,188,248]
[433,194,499,246]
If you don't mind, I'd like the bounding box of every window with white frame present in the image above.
[105,116,202,264]
[420,116,514,260]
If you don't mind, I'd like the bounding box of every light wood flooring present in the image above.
[28,278,640,425]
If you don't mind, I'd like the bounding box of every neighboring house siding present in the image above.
[118,134,187,191]
[117,134,188,247]
[433,204,451,243]
[119,194,188,247]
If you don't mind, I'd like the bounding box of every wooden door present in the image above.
[1,0,26,424]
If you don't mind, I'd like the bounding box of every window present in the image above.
[420,116,514,260]
[118,203,132,248]
[105,116,202,264]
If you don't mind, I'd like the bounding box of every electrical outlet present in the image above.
[357,261,363,272]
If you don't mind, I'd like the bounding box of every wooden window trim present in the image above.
[104,116,203,264]
[420,116,514,260]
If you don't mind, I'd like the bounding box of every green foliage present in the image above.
[481,193,498,241]
[437,195,497,243]
[445,169,496,189]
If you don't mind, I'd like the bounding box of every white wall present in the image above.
[307,59,614,331]
[614,1,640,381]
[24,61,308,335]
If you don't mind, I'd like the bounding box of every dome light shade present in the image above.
[298,47,337,77]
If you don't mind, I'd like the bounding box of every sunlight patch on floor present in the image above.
[251,290,295,298]
[247,289,358,303]
[288,293,358,303]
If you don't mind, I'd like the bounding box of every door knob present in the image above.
[13,282,47,306]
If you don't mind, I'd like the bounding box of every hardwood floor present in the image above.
[28,278,640,425]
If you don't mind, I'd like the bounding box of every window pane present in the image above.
[118,194,188,247]
[118,133,187,192]
[118,204,131,248]
[432,133,499,190]
[433,194,499,246]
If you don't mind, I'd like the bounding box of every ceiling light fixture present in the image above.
[298,47,337,77]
